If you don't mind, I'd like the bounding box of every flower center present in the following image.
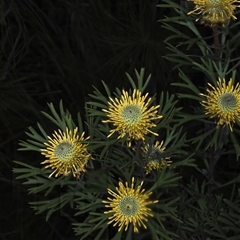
[54,142,74,160]
[208,0,222,6]
[121,105,142,124]
[119,196,139,216]
[218,93,237,112]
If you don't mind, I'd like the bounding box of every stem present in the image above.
[206,25,220,209]
[207,147,222,210]
[135,139,145,178]
[212,25,220,60]
[207,148,215,209]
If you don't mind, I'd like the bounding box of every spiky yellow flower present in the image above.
[102,177,158,233]
[143,141,172,174]
[41,127,91,178]
[102,89,162,143]
[187,0,240,26]
[200,78,240,131]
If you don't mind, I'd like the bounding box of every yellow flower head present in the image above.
[102,89,162,143]
[102,177,158,233]
[41,127,91,178]
[143,141,172,174]
[187,0,240,26]
[200,78,240,131]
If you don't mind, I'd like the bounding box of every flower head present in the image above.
[102,89,162,144]
[143,141,171,174]
[187,0,240,26]
[200,78,240,131]
[41,127,91,178]
[102,177,158,233]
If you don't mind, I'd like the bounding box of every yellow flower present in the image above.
[143,141,172,174]
[187,0,240,26]
[200,78,240,131]
[102,177,158,233]
[41,127,91,178]
[102,89,162,143]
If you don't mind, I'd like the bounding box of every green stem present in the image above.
[207,148,215,209]
[135,139,145,178]
[212,25,220,61]
[206,25,220,209]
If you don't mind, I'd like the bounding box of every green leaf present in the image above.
[224,199,240,214]
[227,236,240,240]
[111,230,122,240]
[101,80,111,97]
[48,102,63,124]
[229,131,240,160]
[37,122,48,139]
[125,72,137,89]
[204,229,226,239]
[14,160,37,170]
[125,68,151,92]
[41,111,60,127]
[26,126,47,143]
[92,224,108,240]
[218,216,235,226]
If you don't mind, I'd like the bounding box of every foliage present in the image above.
[13,69,192,239]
